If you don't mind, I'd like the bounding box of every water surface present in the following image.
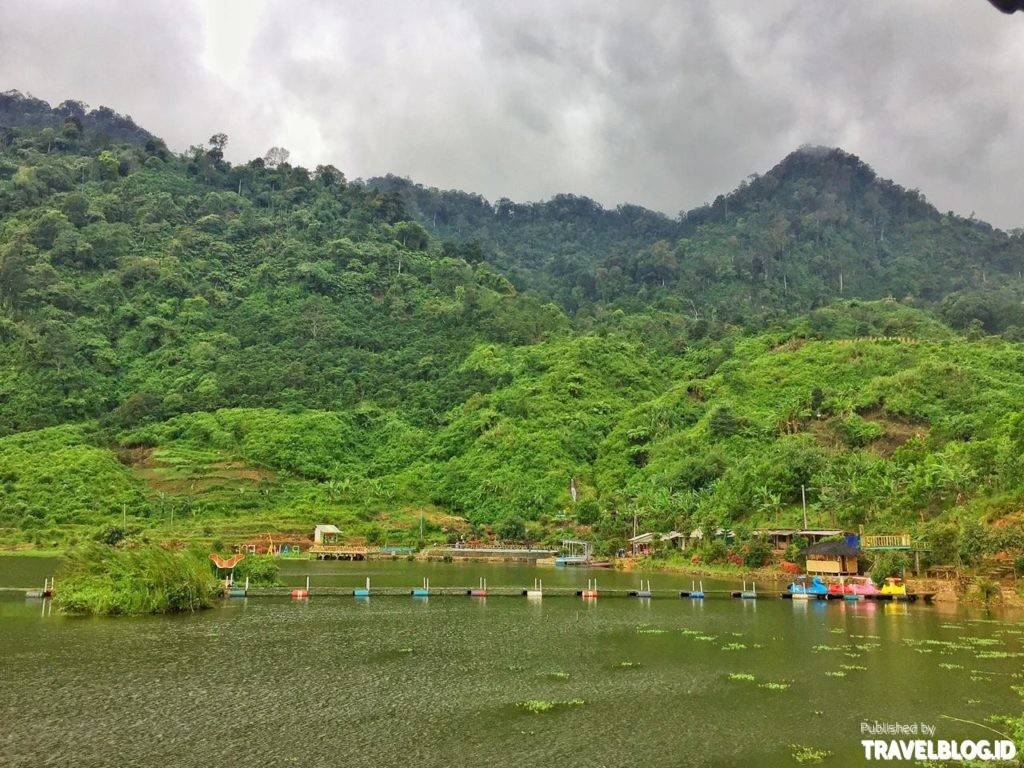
[1,558,1020,767]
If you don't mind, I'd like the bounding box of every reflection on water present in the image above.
[0,559,1021,768]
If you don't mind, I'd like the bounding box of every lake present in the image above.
[1,556,1021,767]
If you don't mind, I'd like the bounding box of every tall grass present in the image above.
[55,543,217,616]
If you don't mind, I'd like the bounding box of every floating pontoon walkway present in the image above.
[242,585,934,601]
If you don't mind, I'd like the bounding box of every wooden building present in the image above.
[803,540,860,576]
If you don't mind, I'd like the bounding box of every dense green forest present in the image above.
[1,91,1023,568]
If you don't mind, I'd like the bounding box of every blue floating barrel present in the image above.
[412,588,429,597]
[354,588,370,598]
[690,591,705,599]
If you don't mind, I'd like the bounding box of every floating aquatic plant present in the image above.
[825,671,846,678]
[759,682,790,691]
[938,663,963,670]
[636,627,667,635]
[397,647,414,654]
[694,634,717,642]
[517,699,585,714]
[728,673,755,682]
[840,664,867,671]
[721,643,747,651]
[616,661,639,668]
[976,651,1023,659]
[546,671,570,680]
[827,628,845,634]
[790,744,832,764]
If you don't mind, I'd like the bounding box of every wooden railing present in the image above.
[861,534,912,549]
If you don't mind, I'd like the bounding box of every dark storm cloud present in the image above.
[1,1,1022,227]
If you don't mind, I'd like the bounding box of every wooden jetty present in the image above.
[421,546,557,563]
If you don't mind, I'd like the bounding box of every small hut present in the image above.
[803,540,860,576]
[313,524,341,544]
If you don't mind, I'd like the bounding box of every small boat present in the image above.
[846,576,880,598]
[554,555,590,567]
[879,577,907,597]
[787,576,828,599]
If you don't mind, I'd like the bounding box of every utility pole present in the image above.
[419,511,424,543]
[801,485,808,529]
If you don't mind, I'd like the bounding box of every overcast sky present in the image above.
[1,1,1022,227]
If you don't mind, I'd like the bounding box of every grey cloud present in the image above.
[1,0,1022,227]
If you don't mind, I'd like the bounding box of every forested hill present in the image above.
[1,108,1024,565]
[0,91,157,150]
[370,147,1024,326]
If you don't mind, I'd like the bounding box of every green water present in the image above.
[1,557,1022,767]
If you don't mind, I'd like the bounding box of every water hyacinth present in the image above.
[636,626,667,635]
[728,673,755,682]
[791,744,832,764]
[759,682,790,691]
[517,699,585,714]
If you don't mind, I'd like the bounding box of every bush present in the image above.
[496,515,526,542]
[232,555,280,586]
[575,499,600,526]
[833,414,884,447]
[743,538,772,568]
[870,551,910,586]
[973,577,1000,603]
[92,524,139,547]
[55,543,216,616]
[700,540,728,564]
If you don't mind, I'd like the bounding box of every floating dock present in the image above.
[242,584,934,602]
